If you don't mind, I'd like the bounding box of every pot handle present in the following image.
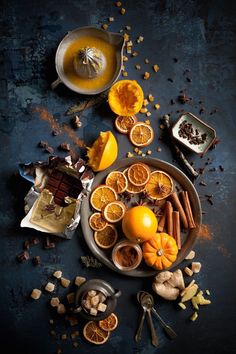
[111,289,122,299]
[51,77,62,90]
[73,306,83,314]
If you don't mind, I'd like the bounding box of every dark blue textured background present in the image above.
[1,0,236,353]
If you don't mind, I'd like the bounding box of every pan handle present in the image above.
[51,77,62,90]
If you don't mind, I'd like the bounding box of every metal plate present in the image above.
[81,157,202,277]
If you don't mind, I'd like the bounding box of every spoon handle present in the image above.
[135,309,146,342]
[151,307,177,339]
[147,309,159,347]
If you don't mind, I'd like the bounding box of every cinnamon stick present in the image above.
[181,191,196,229]
[169,192,188,229]
[173,211,181,249]
[166,201,173,236]
[157,203,166,232]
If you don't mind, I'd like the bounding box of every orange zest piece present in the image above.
[127,163,151,187]
[94,224,118,249]
[98,313,118,332]
[115,115,137,134]
[90,185,117,211]
[145,170,173,200]
[123,168,146,194]
[83,321,110,345]
[105,171,128,193]
[89,212,107,231]
[129,122,154,147]
[102,201,126,223]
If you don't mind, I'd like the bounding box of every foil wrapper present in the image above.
[19,156,94,239]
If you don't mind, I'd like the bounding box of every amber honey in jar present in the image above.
[112,240,142,271]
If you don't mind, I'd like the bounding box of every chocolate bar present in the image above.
[45,169,82,206]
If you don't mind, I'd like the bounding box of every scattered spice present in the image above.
[173,57,178,62]
[178,120,207,145]
[178,94,190,103]
[80,255,102,268]
[45,146,54,154]
[167,78,173,83]
[198,224,212,241]
[219,165,224,172]
[43,237,55,250]
[199,181,207,186]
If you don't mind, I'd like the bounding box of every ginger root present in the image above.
[152,269,185,301]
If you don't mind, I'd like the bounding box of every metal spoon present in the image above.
[141,294,159,347]
[138,291,177,340]
[135,292,147,342]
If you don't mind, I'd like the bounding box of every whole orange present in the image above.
[122,206,158,243]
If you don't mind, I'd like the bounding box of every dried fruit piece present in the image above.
[31,289,42,300]
[94,225,118,249]
[50,297,60,307]
[129,122,154,147]
[45,282,55,292]
[153,65,159,72]
[145,170,173,200]
[90,185,118,211]
[53,270,62,279]
[120,8,126,14]
[105,171,128,193]
[154,103,160,110]
[75,276,86,287]
[57,304,66,314]
[127,163,151,187]
[89,212,107,231]
[190,312,198,322]
[115,116,137,134]
[67,292,75,304]
[99,313,118,331]
[60,277,70,288]
[102,201,126,223]
[83,321,110,345]
[143,72,150,80]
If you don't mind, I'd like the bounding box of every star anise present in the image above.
[135,199,148,207]
[153,207,163,218]
[156,182,169,195]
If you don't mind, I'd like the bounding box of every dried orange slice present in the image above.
[98,313,118,332]
[89,212,107,231]
[83,321,110,345]
[127,163,151,187]
[105,171,128,193]
[123,168,146,194]
[145,170,173,200]
[102,201,126,223]
[115,115,137,134]
[90,185,118,211]
[129,122,154,147]
[94,224,118,249]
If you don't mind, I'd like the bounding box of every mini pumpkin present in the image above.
[142,233,178,270]
[108,80,144,116]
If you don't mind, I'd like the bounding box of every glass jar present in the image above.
[112,239,143,271]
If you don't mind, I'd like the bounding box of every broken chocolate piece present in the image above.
[32,256,41,265]
[17,251,29,263]
[38,141,48,148]
[44,237,55,249]
[59,143,70,151]
[45,146,54,154]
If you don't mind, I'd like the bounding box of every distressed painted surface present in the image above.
[0,0,236,353]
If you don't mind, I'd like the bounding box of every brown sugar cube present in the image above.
[60,277,70,288]
[97,303,107,312]
[45,282,55,292]
[57,303,66,315]
[91,295,100,307]
[74,276,86,287]
[50,297,60,307]
[90,308,98,316]
[88,290,97,297]
[67,292,75,304]
[53,270,62,279]
[31,289,42,300]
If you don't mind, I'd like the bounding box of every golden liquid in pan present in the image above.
[63,36,117,91]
